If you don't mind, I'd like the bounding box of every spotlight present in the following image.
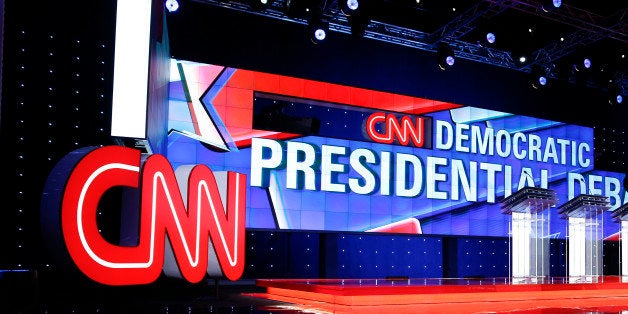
[530,66,548,89]
[437,43,455,70]
[570,58,593,85]
[340,0,360,16]
[249,0,274,11]
[541,0,561,12]
[165,0,179,12]
[486,32,496,44]
[340,0,372,37]
[519,55,527,63]
[571,58,594,75]
[308,19,329,44]
[609,93,623,105]
[608,84,624,105]
[583,58,592,69]
[538,76,547,86]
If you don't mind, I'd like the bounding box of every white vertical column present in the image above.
[568,217,586,279]
[622,221,628,278]
[111,0,153,139]
[512,212,531,278]
[530,210,549,280]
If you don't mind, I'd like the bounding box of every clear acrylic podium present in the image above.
[558,194,610,283]
[611,202,628,281]
[501,187,557,283]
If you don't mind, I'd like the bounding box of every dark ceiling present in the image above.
[186,0,626,96]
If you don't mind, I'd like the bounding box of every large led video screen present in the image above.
[166,59,627,239]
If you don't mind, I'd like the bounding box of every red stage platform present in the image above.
[248,277,628,313]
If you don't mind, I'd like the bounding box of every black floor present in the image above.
[1,270,301,314]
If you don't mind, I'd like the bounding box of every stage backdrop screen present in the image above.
[166,59,627,239]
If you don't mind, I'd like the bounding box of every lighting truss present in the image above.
[189,0,626,92]
[191,0,518,70]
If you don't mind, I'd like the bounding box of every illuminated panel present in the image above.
[110,0,152,139]
[166,59,627,239]
[168,60,230,151]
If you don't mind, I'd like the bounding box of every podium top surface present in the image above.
[500,187,557,215]
[611,202,628,222]
[557,194,610,219]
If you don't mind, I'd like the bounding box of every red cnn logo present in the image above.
[365,112,426,147]
[60,146,246,285]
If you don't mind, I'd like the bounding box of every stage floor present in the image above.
[7,271,628,313]
[249,276,628,313]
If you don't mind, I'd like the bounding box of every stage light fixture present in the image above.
[541,0,561,12]
[609,93,623,105]
[570,58,593,85]
[341,0,360,16]
[583,58,592,69]
[538,76,547,86]
[437,43,455,70]
[308,19,329,44]
[165,0,179,12]
[249,0,275,11]
[486,32,496,44]
[348,12,370,38]
[340,0,372,38]
[608,84,624,105]
[530,66,548,89]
